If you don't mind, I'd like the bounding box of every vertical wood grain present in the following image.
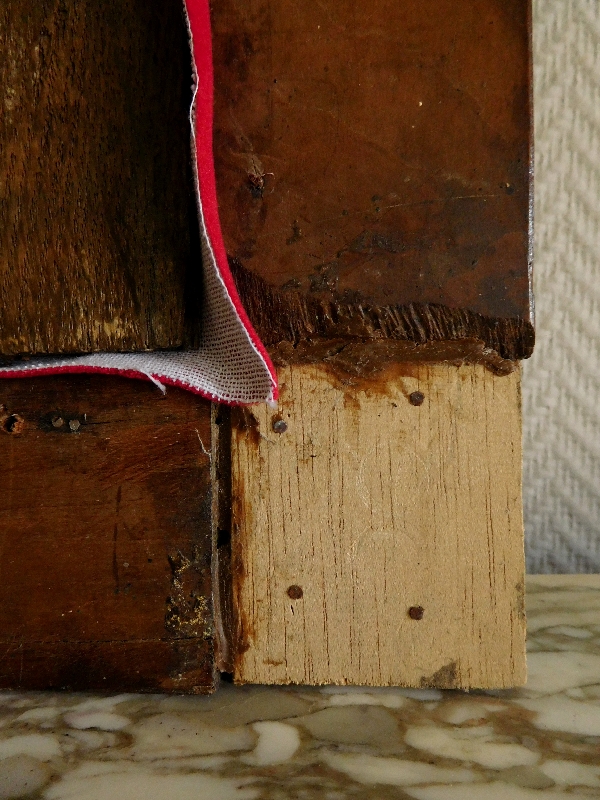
[0,1,198,355]
[230,363,526,688]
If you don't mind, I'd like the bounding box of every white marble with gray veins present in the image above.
[1,575,600,799]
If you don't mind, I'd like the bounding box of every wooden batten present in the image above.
[0,376,215,692]
[229,363,526,689]
[213,0,533,363]
[0,1,199,356]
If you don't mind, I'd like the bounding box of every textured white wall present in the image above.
[524,0,600,571]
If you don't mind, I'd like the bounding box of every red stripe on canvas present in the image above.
[185,0,278,396]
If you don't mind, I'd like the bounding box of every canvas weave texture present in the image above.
[524,0,600,571]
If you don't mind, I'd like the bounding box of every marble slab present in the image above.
[1,575,599,799]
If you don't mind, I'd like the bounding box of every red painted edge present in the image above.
[186,0,278,399]
[0,365,252,406]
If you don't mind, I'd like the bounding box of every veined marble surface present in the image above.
[1,575,600,799]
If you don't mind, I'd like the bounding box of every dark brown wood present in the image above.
[212,0,534,367]
[0,376,215,692]
[0,1,201,357]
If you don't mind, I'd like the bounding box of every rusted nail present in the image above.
[409,391,425,406]
[287,585,303,599]
[272,418,288,434]
[52,416,64,428]
[69,419,81,432]
[408,605,424,620]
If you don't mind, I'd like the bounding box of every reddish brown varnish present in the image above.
[0,376,215,692]
[213,0,533,365]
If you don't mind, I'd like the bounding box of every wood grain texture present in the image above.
[230,363,526,688]
[0,0,200,356]
[0,376,215,692]
[213,0,534,364]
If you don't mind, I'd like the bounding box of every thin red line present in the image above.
[0,365,257,406]
[185,0,278,399]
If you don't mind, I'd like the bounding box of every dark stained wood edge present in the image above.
[0,641,215,693]
[211,404,235,674]
[230,258,535,367]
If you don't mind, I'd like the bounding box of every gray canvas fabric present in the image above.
[524,0,600,571]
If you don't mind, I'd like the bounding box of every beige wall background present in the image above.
[524,0,600,571]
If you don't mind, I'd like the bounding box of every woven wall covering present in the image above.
[524,0,600,571]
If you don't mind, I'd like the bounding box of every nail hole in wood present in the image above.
[409,391,425,406]
[287,585,303,599]
[2,414,24,434]
[408,605,424,620]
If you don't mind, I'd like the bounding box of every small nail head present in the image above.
[69,419,81,431]
[408,605,424,620]
[409,391,425,407]
[287,585,303,599]
[52,416,64,428]
[272,418,288,434]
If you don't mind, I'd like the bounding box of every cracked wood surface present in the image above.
[0,376,214,692]
[229,363,526,688]
[213,0,533,366]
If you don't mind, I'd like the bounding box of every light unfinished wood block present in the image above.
[229,363,526,689]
